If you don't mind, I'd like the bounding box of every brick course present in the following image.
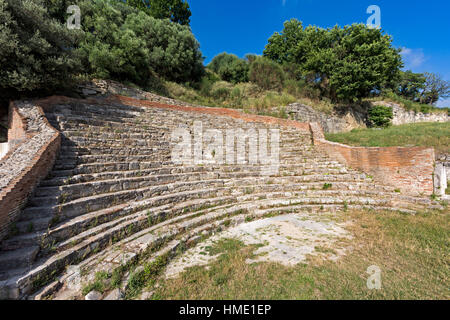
[0,102,61,241]
[309,122,435,196]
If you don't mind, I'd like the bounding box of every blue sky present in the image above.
[188,0,450,107]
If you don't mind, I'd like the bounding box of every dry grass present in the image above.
[149,209,449,300]
[163,80,334,115]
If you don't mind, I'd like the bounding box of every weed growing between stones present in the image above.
[152,209,449,300]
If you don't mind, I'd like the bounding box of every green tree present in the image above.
[248,57,285,91]
[419,72,450,105]
[77,0,203,85]
[208,53,249,84]
[122,0,191,25]
[264,19,403,102]
[264,19,306,68]
[0,0,82,99]
[396,70,426,101]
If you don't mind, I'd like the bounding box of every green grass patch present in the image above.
[325,122,450,155]
[151,209,449,300]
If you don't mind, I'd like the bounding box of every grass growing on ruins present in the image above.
[325,122,450,155]
[148,209,449,300]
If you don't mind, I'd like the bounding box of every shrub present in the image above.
[283,79,302,97]
[249,57,285,91]
[211,87,231,101]
[368,105,393,128]
[78,0,204,86]
[208,53,249,84]
[218,59,249,84]
[0,0,82,99]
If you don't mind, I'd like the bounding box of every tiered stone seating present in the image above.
[0,100,436,299]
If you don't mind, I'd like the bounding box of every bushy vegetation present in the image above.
[78,0,203,86]
[367,105,393,128]
[207,53,249,84]
[122,0,192,25]
[391,70,450,107]
[0,0,82,100]
[0,0,203,100]
[248,57,285,91]
[1,1,447,119]
[264,20,403,103]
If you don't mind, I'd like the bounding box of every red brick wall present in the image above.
[7,104,27,147]
[0,102,61,241]
[309,122,435,196]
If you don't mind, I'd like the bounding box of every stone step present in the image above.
[0,246,40,272]
[15,217,53,234]
[39,165,349,188]
[25,174,374,219]
[46,198,419,300]
[61,130,307,145]
[46,158,345,178]
[1,198,251,297]
[33,169,355,202]
[42,196,236,253]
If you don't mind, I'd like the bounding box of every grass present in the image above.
[162,80,334,115]
[325,122,450,155]
[149,209,449,300]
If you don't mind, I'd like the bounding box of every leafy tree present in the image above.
[396,70,426,101]
[207,53,249,84]
[419,73,450,105]
[122,0,191,25]
[264,19,403,102]
[248,57,285,91]
[44,0,73,22]
[77,0,203,85]
[368,105,393,128]
[0,0,82,99]
[264,19,306,67]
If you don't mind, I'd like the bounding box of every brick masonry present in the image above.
[309,122,435,196]
[0,102,61,241]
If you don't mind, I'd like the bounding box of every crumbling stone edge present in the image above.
[0,101,61,242]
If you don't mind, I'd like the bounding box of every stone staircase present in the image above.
[0,100,437,299]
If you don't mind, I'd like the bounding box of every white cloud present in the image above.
[400,47,426,69]
[436,98,450,109]
[282,0,287,6]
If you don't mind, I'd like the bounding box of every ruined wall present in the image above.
[309,122,435,196]
[372,101,449,125]
[286,101,448,133]
[0,101,60,241]
[286,103,367,133]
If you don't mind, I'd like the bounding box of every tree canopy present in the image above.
[207,53,249,84]
[419,73,450,105]
[121,0,191,25]
[78,0,203,85]
[264,19,403,103]
[0,0,82,99]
